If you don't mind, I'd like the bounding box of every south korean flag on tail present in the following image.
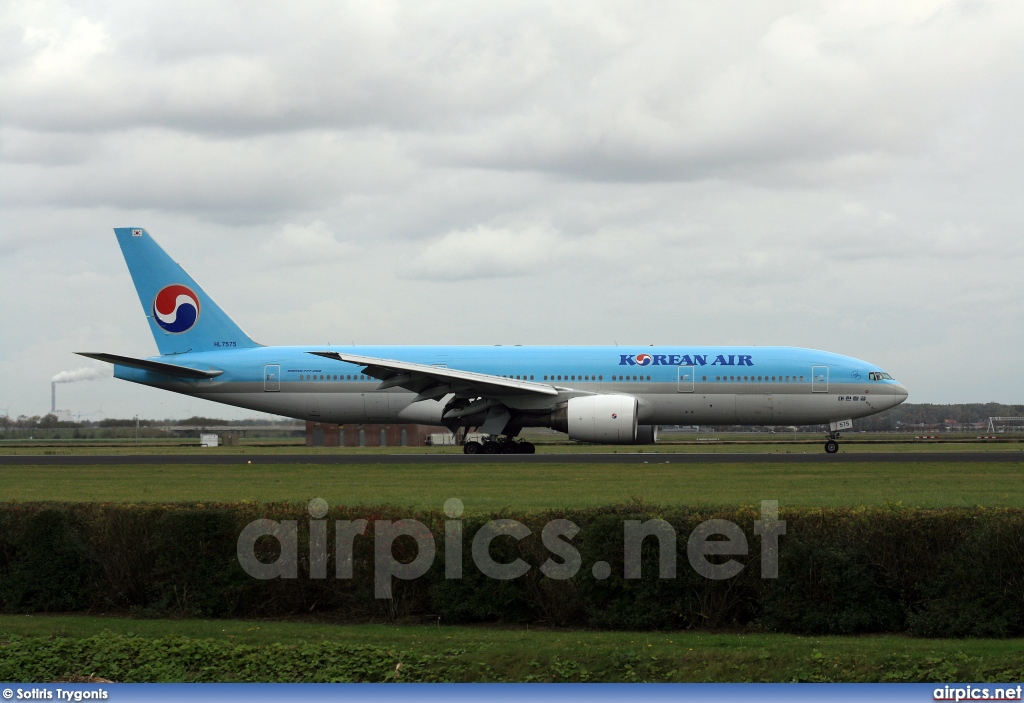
[131,229,143,236]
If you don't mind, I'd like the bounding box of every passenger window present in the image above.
[702,376,707,381]
[598,375,603,380]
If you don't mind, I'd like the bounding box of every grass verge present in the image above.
[1,460,1023,508]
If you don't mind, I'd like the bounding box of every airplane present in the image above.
[80,228,909,454]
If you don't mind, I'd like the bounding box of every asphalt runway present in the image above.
[0,452,1021,466]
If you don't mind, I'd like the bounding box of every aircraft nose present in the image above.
[893,382,909,405]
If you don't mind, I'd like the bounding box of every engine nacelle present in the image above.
[554,395,639,444]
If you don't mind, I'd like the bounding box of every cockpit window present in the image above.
[868,372,894,381]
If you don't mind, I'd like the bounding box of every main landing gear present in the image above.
[824,432,841,454]
[463,436,536,455]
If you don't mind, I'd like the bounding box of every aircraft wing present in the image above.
[307,351,559,401]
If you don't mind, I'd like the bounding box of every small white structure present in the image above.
[200,433,219,447]
[426,433,457,446]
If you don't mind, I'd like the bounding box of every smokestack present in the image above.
[50,366,109,417]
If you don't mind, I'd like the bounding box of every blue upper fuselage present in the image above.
[122,345,903,390]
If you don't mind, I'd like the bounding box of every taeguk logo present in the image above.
[153,284,200,333]
[634,353,653,366]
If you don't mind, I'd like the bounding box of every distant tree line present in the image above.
[0,414,303,433]
[2,405,1021,436]
[853,402,1024,431]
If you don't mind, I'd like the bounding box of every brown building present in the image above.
[305,422,444,447]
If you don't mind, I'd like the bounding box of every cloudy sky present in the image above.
[2,0,1022,420]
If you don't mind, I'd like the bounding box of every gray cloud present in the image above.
[1,0,1023,418]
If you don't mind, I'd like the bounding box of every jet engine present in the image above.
[550,395,639,444]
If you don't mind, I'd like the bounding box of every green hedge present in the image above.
[4,632,1024,683]
[0,633,430,682]
[0,503,1022,636]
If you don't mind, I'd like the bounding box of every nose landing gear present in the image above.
[824,431,841,454]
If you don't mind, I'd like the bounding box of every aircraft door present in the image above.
[264,364,280,392]
[812,365,829,392]
[677,365,694,392]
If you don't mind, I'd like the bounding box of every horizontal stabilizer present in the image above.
[76,352,223,379]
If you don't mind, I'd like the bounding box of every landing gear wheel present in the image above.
[482,441,499,454]
[501,441,517,454]
[517,441,535,454]
[463,441,482,455]
[824,440,839,454]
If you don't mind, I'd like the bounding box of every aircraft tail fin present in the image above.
[114,228,260,355]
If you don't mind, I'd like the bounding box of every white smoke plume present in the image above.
[51,367,109,383]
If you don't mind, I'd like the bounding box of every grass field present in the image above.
[2,444,1022,683]
[1,614,1022,682]
[1,459,1022,508]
